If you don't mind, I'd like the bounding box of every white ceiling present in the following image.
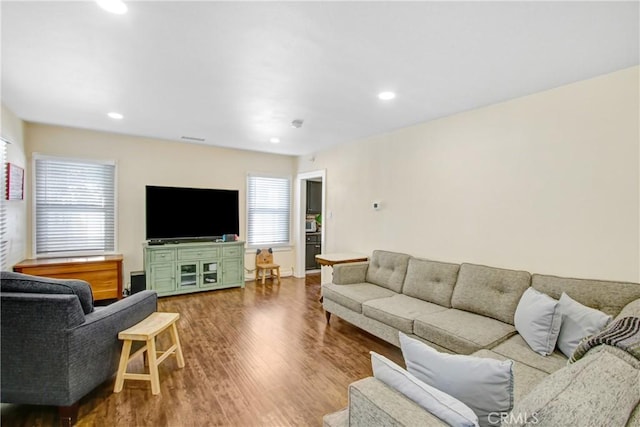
[2,1,638,156]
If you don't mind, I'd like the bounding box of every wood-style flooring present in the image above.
[1,274,402,427]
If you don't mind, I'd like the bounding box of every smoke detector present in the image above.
[291,119,304,128]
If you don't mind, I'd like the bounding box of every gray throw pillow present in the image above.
[371,351,479,427]
[399,332,513,427]
[556,292,612,358]
[514,287,562,356]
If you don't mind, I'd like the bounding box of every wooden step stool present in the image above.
[113,312,185,395]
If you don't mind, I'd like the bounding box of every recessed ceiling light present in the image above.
[96,0,128,15]
[107,112,124,120]
[269,137,280,144]
[378,91,396,100]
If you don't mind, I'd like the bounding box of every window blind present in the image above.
[0,140,7,270]
[247,175,290,246]
[34,156,116,256]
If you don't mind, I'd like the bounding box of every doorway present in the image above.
[304,177,323,275]
[295,170,326,278]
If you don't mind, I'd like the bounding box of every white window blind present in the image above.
[247,175,290,246]
[0,139,7,270]
[34,155,116,256]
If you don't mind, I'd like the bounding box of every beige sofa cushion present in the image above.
[413,309,516,355]
[532,273,640,317]
[402,258,460,307]
[506,350,640,427]
[363,294,448,334]
[490,335,567,374]
[451,263,530,325]
[322,283,397,313]
[365,250,411,293]
[472,349,548,403]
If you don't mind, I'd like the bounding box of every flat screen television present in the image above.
[145,185,239,242]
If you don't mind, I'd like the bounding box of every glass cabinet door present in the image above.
[178,262,198,289]
[201,261,218,288]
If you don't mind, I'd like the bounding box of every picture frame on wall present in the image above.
[6,162,24,200]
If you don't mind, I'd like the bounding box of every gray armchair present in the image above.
[0,271,158,426]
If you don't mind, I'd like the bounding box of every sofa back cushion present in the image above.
[402,258,460,307]
[366,250,411,293]
[0,271,94,314]
[532,274,640,317]
[451,263,530,325]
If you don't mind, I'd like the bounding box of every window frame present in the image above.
[32,153,118,257]
[246,173,292,250]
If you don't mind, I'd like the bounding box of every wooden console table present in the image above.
[13,255,123,301]
[315,252,369,267]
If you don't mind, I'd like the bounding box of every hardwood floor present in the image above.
[1,276,402,427]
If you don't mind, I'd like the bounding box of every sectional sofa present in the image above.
[321,250,640,426]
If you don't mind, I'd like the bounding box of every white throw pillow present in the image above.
[370,351,479,427]
[398,333,513,427]
[556,292,612,358]
[514,287,562,356]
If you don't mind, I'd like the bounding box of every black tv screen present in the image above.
[145,185,239,241]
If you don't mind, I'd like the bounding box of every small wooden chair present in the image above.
[255,248,281,285]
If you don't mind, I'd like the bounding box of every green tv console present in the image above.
[143,241,245,297]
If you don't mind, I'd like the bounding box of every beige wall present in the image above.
[25,124,297,287]
[1,104,28,268]
[299,66,640,283]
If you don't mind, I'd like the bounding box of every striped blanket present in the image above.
[569,316,640,363]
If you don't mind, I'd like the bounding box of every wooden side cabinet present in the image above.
[13,255,124,301]
[143,241,245,297]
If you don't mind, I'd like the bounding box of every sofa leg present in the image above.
[58,403,78,427]
[325,311,331,324]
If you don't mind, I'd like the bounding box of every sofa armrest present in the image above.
[80,290,158,326]
[333,262,369,285]
[616,298,640,320]
[348,377,449,427]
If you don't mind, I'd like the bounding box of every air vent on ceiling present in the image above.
[181,136,205,142]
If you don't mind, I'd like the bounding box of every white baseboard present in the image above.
[244,267,294,282]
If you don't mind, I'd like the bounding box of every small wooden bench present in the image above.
[113,312,185,395]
